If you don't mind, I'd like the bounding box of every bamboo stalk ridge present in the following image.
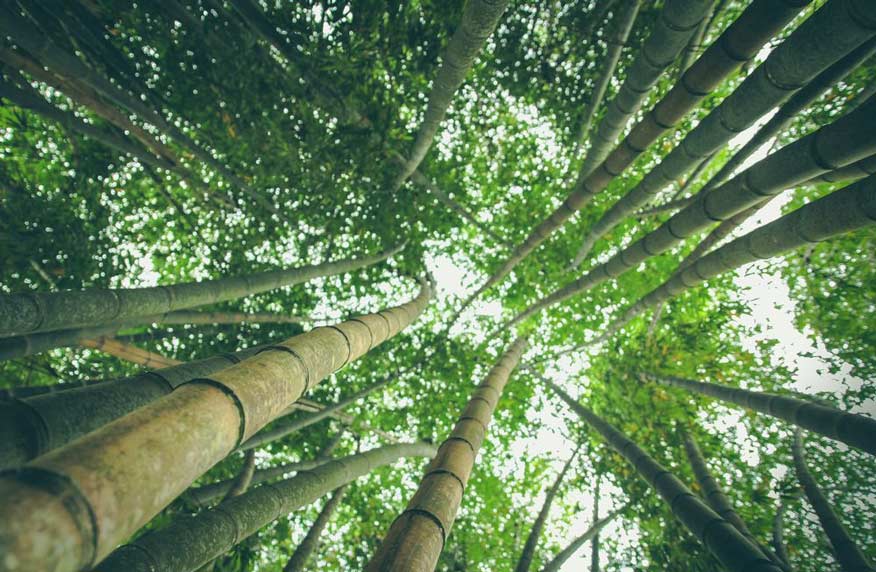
[791,432,875,572]
[96,442,437,572]
[366,337,529,571]
[548,380,782,572]
[508,95,876,326]
[391,0,511,190]
[455,0,809,315]
[596,174,876,342]
[0,243,402,337]
[0,281,432,572]
[570,0,876,265]
[644,372,876,456]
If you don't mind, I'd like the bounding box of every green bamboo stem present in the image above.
[366,337,528,571]
[791,431,875,572]
[573,0,644,155]
[514,446,580,572]
[97,442,436,572]
[508,95,876,327]
[643,372,876,457]
[0,243,401,337]
[0,345,264,470]
[548,380,782,572]
[577,0,714,178]
[570,0,876,265]
[0,282,432,572]
[455,0,806,317]
[391,0,510,190]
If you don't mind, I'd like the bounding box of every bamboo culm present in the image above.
[569,0,875,265]
[643,372,876,456]
[791,432,875,572]
[508,95,876,327]
[0,281,431,572]
[548,380,782,572]
[0,345,264,470]
[97,442,437,572]
[573,0,643,154]
[78,337,183,369]
[597,174,876,341]
[0,243,401,337]
[366,337,529,571]
[576,0,713,178]
[455,0,807,316]
[392,0,510,190]
[514,446,579,572]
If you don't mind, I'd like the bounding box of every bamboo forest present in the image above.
[1,0,876,570]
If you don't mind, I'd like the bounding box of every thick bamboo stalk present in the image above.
[573,0,644,153]
[0,345,265,470]
[79,336,182,369]
[391,0,510,190]
[571,1,876,264]
[283,484,348,572]
[239,375,391,451]
[577,0,715,178]
[539,507,624,572]
[366,337,528,571]
[548,381,782,572]
[455,0,808,316]
[156,310,309,325]
[643,372,876,457]
[1,2,274,211]
[791,432,874,572]
[597,174,876,342]
[97,442,436,572]
[0,282,431,572]
[508,96,876,327]
[514,446,579,572]
[682,431,787,569]
[0,243,401,337]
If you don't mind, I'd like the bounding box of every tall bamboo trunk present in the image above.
[543,170,876,343]
[591,477,601,572]
[155,310,309,325]
[455,0,808,316]
[510,93,876,327]
[391,0,510,190]
[514,446,580,572]
[0,243,401,337]
[573,0,643,152]
[682,431,787,569]
[238,374,390,451]
[0,345,265,470]
[576,0,714,178]
[539,507,624,572]
[282,484,348,572]
[569,0,876,266]
[772,498,792,569]
[642,372,876,456]
[78,336,182,369]
[97,442,436,572]
[0,282,431,572]
[365,337,528,571]
[791,431,874,572]
[548,380,782,572]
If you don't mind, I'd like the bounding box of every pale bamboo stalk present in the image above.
[0,282,432,572]
[366,337,529,571]
[79,336,182,369]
